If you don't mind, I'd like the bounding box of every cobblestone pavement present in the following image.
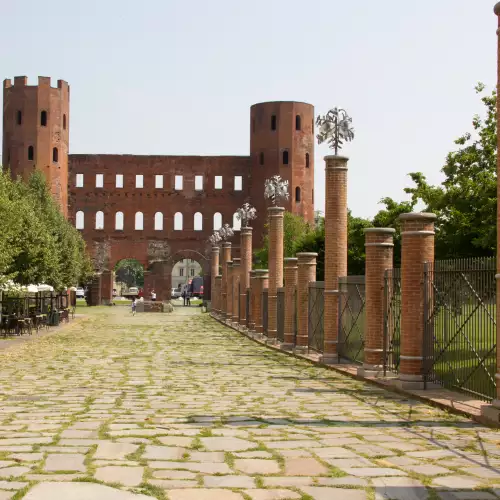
[0,306,498,500]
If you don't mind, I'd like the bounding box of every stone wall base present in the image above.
[481,401,500,426]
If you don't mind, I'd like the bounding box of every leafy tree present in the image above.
[115,259,144,288]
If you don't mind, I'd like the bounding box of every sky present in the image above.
[0,0,496,218]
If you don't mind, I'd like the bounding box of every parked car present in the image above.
[171,288,181,298]
[76,287,85,298]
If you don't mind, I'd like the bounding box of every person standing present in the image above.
[131,298,137,316]
[151,290,156,302]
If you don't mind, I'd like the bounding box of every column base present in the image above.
[280,342,295,352]
[320,353,340,365]
[357,364,385,378]
[480,400,500,426]
[396,374,425,390]
[294,345,308,354]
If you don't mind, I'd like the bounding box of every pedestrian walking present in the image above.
[131,298,137,316]
[186,290,191,306]
[181,290,186,306]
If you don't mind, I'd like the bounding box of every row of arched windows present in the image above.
[258,151,309,167]
[16,110,66,130]
[75,211,242,232]
[26,146,58,162]
[252,114,307,133]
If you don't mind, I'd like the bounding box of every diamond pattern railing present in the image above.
[308,282,324,353]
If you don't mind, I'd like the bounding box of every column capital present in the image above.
[363,227,396,235]
[240,226,253,235]
[284,257,298,267]
[297,252,318,264]
[222,242,232,248]
[399,212,437,222]
[232,258,241,267]
[267,206,286,216]
[211,245,220,253]
[324,155,349,171]
[254,269,269,279]
[215,275,222,280]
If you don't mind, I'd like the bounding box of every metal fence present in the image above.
[338,276,366,364]
[262,289,268,335]
[308,282,324,353]
[423,258,497,401]
[246,288,251,329]
[277,287,285,342]
[384,268,402,375]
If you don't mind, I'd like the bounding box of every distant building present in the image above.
[171,259,202,290]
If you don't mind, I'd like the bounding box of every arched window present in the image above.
[95,211,104,230]
[295,186,301,202]
[40,110,47,127]
[135,212,143,230]
[306,152,310,168]
[28,146,34,161]
[154,212,163,231]
[115,212,124,230]
[259,152,264,166]
[296,115,301,131]
[16,110,22,125]
[194,212,203,231]
[233,212,241,231]
[282,150,289,165]
[271,114,277,131]
[63,114,67,130]
[174,212,183,231]
[76,211,84,230]
[52,147,58,163]
[213,212,222,230]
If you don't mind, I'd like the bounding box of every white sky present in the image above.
[0,0,496,218]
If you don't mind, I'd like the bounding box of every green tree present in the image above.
[115,259,144,288]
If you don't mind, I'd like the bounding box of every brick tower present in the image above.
[2,76,70,216]
[249,101,315,246]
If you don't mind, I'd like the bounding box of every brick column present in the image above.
[483,5,500,423]
[322,155,348,364]
[221,242,231,319]
[296,253,317,353]
[100,270,114,305]
[232,258,241,324]
[253,269,269,335]
[214,275,222,316]
[358,228,395,377]
[248,270,257,331]
[282,257,298,351]
[226,261,233,323]
[267,207,285,342]
[239,227,252,328]
[211,245,219,311]
[397,213,436,390]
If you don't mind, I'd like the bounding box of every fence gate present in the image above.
[338,276,365,363]
[308,282,324,353]
[262,289,268,335]
[277,287,285,342]
[383,268,402,375]
[423,258,497,401]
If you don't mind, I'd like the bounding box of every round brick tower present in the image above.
[249,101,315,246]
[2,76,70,217]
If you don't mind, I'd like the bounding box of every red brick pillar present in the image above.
[253,269,269,335]
[226,261,234,323]
[322,155,348,364]
[397,213,436,390]
[239,227,252,328]
[221,242,231,320]
[296,253,317,353]
[358,228,395,377]
[211,245,219,311]
[282,257,298,351]
[100,270,114,305]
[232,258,241,324]
[214,275,222,316]
[248,270,257,332]
[267,207,285,342]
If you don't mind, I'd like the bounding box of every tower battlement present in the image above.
[3,76,69,90]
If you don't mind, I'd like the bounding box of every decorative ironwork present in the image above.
[383,268,401,375]
[208,231,222,245]
[316,108,354,155]
[277,287,285,342]
[423,258,497,402]
[338,276,365,364]
[262,288,269,334]
[236,203,257,228]
[218,224,234,242]
[308,282,324,352]
[264,175,289,206]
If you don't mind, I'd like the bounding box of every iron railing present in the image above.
[262,288,268,335]
[384,268,402,375]
[338,275,366,364]
[277,287,285,342]
[423,258,497,401]
[246,288,251,329]
[308,282,324,353]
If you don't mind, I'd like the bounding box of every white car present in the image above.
[171,288,181,298]
[76,287,85,298]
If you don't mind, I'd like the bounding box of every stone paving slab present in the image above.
[0,307,497,499]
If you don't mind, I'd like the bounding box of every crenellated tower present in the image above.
[249,101,315,246]
[2,76,70,216]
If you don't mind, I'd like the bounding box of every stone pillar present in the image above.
[214,275,222,316]
[88,274,102,307]
[221,242,231,319]
[296,253,317,353]
[249,270,257,331]
[322,155,348,364]
[211,245,220,311]
[226,261,233,323]
[358,228,395,377]
[397,213,436,390]
[253,269,269,335]
[483,4,500,423]
[232,258,241,324]
[100,270,114,305]
[282,257,298,351]
[267,207,285,342]
[239,227,253,328]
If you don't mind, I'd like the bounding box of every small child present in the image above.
[131,298,137,316]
